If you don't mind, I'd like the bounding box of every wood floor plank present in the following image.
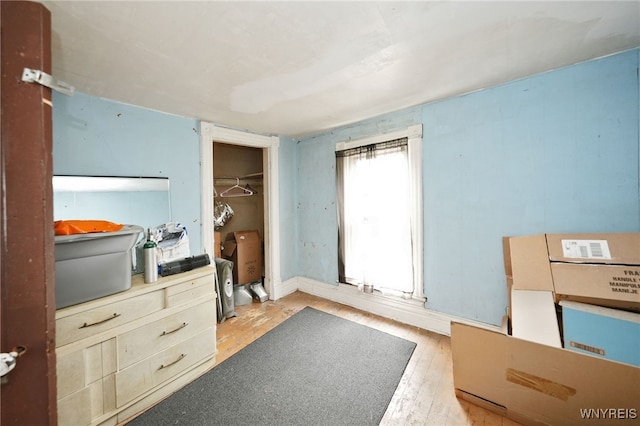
[403,331,450,424]
[215,291,520,425]
[383,333,439,424]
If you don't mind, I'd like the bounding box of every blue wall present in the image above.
[52,92,203,254]
[295,49,640,325]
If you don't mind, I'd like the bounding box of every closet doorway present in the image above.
[213,142,264,262]
[200,123,281,300]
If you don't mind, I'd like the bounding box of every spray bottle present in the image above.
[143,228,158,283]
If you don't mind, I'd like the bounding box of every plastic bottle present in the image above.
[143,228,158,283]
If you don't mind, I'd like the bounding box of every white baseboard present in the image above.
[275,276,499,337]
[271,276,298,300]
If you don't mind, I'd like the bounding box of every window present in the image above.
[335,125,423,300]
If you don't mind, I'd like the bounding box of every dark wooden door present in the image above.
[1,1,57,424]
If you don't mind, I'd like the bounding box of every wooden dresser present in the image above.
[55,267,217,425]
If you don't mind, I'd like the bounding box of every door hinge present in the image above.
[21,68,74,96]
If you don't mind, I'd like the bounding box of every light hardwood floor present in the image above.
[216,290,521,426]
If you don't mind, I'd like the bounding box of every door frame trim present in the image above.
[1,1,57,423]
[200,123,281,298]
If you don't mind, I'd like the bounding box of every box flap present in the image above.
[551,263,640,311]
[222,241,237,257]
[546,233,640,265]
[510,289,562,347]
[509,235,554,291]
[451,322,508,409]
[231,230,261,243]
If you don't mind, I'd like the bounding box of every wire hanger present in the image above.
[220,178,254,197]
[243,183,258,195]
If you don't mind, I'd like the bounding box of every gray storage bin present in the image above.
[54,225,144,309]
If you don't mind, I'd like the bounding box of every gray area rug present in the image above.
[128,306,416,426]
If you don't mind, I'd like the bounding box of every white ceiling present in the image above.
[40,1,640,138]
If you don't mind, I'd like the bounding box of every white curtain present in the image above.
[337,139,413,294]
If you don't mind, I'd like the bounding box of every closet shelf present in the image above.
[214,173,263,184]
[241,172,263,179]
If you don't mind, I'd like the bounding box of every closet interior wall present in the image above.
[213,142,265,255]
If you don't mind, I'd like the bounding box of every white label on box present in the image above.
[561,239,612,259]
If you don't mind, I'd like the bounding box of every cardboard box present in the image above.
[560,300,640,367]
[480,233,640,423]
[451,321,640,425]
[214,231,221,258]
[509,233,640,312]
[222,230,262,284]
[510,289,562,348]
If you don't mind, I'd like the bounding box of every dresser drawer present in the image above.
[57,347,85,399]
[58,376,116,426]
[57,339,116,399]
[57,290,164,347]
[165,274,215,308]
[118,299,216,369]
[115,327,216,407]
[58,387,92,426]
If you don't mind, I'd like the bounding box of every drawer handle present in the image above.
[160,322,188,336]
[158,353,186,370]
[79,313,121,329]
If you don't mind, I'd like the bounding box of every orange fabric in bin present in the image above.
[55,220,124,236]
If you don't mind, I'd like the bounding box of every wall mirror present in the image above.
[53,175,172,232]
